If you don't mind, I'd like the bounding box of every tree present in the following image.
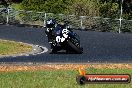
[19,0,72,14]
[69,0,99,16]
[0,0,23,7]
[98,0,119,18]
[122,0,132,14]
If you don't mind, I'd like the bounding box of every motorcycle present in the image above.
[45,24,83,54]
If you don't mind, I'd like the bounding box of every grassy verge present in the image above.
[0,65,132,88]
[0,40,32,55]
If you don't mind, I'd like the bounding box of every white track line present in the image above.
[0,39,48,58]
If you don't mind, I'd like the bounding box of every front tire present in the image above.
[67,40,83,54]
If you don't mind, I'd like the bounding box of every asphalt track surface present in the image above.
[0,25,132,63]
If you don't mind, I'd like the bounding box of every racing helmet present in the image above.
[46,19,56,28]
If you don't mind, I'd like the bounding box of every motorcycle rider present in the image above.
[45,18,56,43]
[45,19,70,43]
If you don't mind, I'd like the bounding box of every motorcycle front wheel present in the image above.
[67,40,83,54]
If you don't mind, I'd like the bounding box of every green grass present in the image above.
[0,40,32,55]
[0,68,132,88]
